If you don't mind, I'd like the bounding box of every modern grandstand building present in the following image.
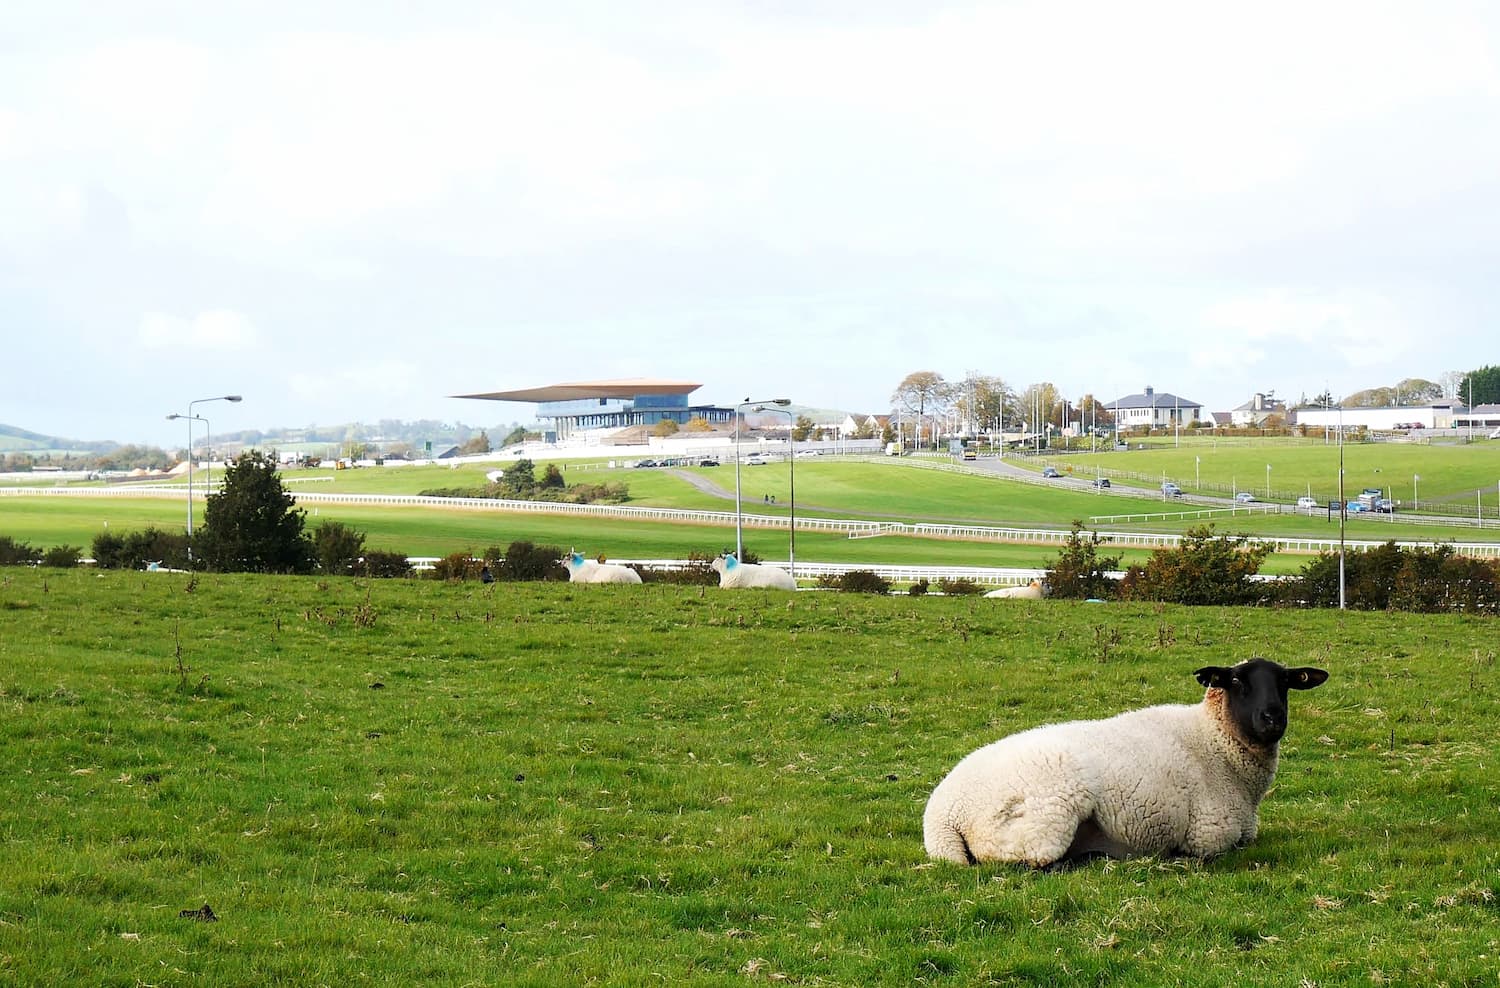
[454,378,734,440]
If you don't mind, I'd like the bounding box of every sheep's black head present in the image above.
[1194,658,1328,747]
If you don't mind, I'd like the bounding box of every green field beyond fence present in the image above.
[2,569,1496,985]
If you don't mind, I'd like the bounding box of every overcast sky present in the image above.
[4,0,1498,447]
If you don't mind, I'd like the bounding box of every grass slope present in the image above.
[1,570,1497,985]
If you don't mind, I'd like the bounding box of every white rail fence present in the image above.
[7,486,1500,558]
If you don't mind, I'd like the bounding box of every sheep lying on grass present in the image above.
[924,657,1328,867]
[984,579,1045,599]
[711,553,797,590]
[562,550,642,584]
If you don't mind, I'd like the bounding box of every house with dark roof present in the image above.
[1105,386,1203,430]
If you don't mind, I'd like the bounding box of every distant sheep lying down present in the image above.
[711,553,797,590]
[924,658,1328,867]
[984,579,1045,599]
[562,550,642,584]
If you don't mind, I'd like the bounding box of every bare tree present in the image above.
[891,371,951,449]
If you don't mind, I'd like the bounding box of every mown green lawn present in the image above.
[1,570,1496,985]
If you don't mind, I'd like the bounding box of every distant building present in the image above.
[454,378,733,440]
[1104,386,1203,430]
[1230,393,1287,427]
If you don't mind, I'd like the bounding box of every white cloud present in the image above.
[138,310,259,349]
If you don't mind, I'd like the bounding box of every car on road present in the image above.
[1375,498,1396,513]
[1091,477,1111,489]
[1161,482,1183,497]
[1042,466,1061,478]
[1234,492,1257,503]
[633,459,658,468]
[1346,500,1368,513]
[745,454,768,466]
[1296,496,1319,511]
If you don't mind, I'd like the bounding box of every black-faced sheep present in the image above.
[923,658,1328,867]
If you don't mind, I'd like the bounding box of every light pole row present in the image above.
[166,394,243,535]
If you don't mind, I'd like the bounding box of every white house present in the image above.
[1105,386,1203,430]
[1230,393,1287,427]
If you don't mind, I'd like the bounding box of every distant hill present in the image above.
[0,424,118,455]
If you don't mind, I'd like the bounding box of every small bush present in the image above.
[835,570,891,595]
[356,550,413,579]
[41,545,83,568]
[638,551,718,585]
[314,521,366,576]
[91,532,126,569]
[0,536,41,566]
[498,541,567,582]
[907,579,929,596]
[1046,521,1121,600]
[936,578,983,596]
[429,552,484,581]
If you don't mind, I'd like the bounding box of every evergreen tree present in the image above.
[196,449,314,573]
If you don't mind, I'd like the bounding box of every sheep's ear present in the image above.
[1286,667,1329,690]
[1194,666,1232,688]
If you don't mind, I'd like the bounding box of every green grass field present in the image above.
[2,569,1496,985]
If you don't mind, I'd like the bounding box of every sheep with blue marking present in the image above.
[923,658,1328,867]
[562,550,642,584]
[711,553,797,590]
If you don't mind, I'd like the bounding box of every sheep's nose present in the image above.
[1259,709,1286,731]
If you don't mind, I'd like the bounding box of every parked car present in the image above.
[633,459,658,468]
[698,458,720,467]
[1234,492,1257,503]
[1296,496,1319,511]
[1041,466,1061,478]
[1160,482,1183,497]
[745,454,768,466]
[1091,478,1111,489]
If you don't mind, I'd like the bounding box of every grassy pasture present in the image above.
[1,569,1497,985]
[1060,438,1500,506]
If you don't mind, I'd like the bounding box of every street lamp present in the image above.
[755,404,797,580]
[1266,463,1271,499]
[734,397,790,560]
[166,412,207,534]
[1413,474,1420,510]
[171,394,243,535]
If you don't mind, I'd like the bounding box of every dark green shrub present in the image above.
[1045,521,1121,600]
[112,528,191,570]
[1117,525,1271,606]
[0,536,41,566]
[91,531,126,569]
[936,578,983,596]
[356,550,412,579]
[907,579,929,596]
[638,551,718,585]
[429,552,484,581]
[836,570,891,595]
[498,541,567,582]
[41,545,83,568]
[196,450,313,574]
[313,521,366,576]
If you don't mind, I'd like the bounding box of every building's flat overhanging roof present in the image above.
[455,378,703,403]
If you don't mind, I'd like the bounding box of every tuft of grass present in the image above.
[0,569,1497,985]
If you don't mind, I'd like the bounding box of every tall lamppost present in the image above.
[166,412,206,534]
[171,394,243,535]
[1413,474,1420,510]
[734,397,790,560]
[1265,463,1272,499]
[1338,400,1346,610]
[755,403,797,579]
